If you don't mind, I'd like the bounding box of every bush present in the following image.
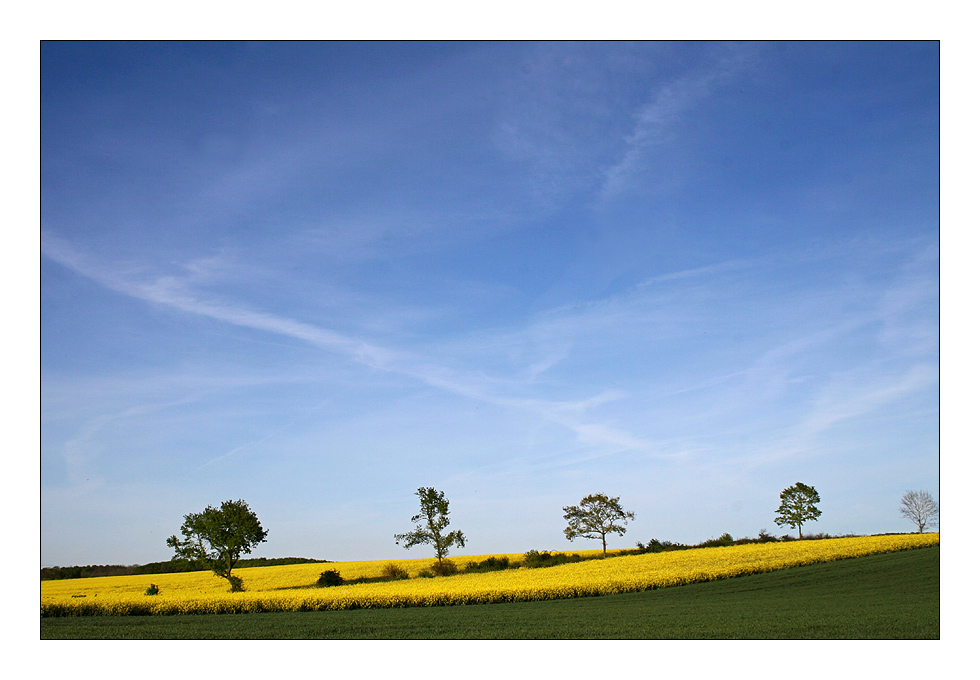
[523,550,584,568]
[144,584,159,596]
[381,563,410,580]
[634,539,687,553]
[463,556,511,573]
[417,569,434,578]
[632,530,855,553]
[699,533,735,548]
[316,569,344,587]
[430,560,458,577]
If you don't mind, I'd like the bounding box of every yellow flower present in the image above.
[41,534,937,616]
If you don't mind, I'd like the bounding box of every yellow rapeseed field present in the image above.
[40,533,937,616]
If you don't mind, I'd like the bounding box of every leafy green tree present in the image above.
[562,492,635,557]
[394,487,466,567]
[899,489,939,533]
[166,499,268,592]
[774,482,822,539]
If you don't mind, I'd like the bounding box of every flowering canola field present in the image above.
[41,533,937,616]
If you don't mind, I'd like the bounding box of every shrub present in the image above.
[144,584,159,596]
[316,569,344,587]
[430,560,458,577]
[463,556,511,573]
[417,569,435,578]
[523,550,584,568]
[381,563,410,580]
[635,539,687,554]
[699,533,735,548]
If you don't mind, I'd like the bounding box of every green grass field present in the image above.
[40,545,938,639]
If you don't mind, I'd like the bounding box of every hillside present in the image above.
[41,545,939,639]
[41,556,329,581]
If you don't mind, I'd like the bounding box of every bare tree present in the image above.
[899,490,938,533]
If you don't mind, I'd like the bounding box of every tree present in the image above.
[562,492,635,557]
[774,482,822,539]
[899,489,939,533]
[394,487,466,566]
[166,499,268,592]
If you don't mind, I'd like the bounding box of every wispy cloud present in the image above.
[600,46,755,200]
[639,259,754,285]
[57,392,215,487]
[727,360,938,474]
[42,234,654,459]
[42,232,402,370]
[42,229,937,488]
[799,363,937,438]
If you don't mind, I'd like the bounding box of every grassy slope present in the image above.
[40,545,938,639]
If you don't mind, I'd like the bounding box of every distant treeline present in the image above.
[41,557,329,581]
[633,530,866,554]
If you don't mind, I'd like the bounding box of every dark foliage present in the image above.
[634,539,688,554]
[381,563,411,580]
[41,557,329,581]
[523,550,586,568]
[316,570,345,587]
[698,533,735,548]
[633,530,865,554]
[430,559,459,576]
[167,499,268,591]
[463,556,512,573]
[774,482,822,539]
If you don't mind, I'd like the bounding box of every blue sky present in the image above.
[40,41,938,566]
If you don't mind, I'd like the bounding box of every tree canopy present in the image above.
[562,492,635,557]
[394,487,466,565]
[166,499,268,591]
[774,482,822,539]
